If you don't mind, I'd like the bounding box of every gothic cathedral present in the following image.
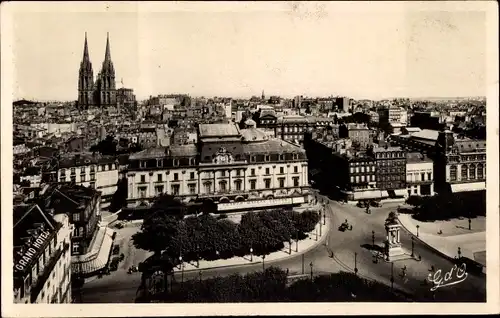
[77,32,116,108]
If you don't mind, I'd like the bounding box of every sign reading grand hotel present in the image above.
[14,230,51,272]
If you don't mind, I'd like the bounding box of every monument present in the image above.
[384,211,404,260]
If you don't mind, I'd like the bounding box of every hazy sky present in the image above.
[8,2,490,101]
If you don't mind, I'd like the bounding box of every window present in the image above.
[60,169,66,176]
[173,159,179,167]
[279,177,285,188]
[294,166,298,173]
[90,182,96,189]
[469,165,476,179]
[70,176,76,183]
[461,165,468,179]
[264,178,271,189]
[427,172,432,181]
[293,177,299,187]
[174,173,179,181]
[250,180,256,190]
[72,243,80,254]
[265,168,270,175]
[71,168,75,175]
[421,173,425,181]
[280,167,284,174]
[219,181,227,192]
[251,156,256,162]
[188,184,196,194]
[108,163,113,170]
[351,176,355,183]
[140,161,146,168]
[204,182,212,194]
[73,213,80,222]
[236,170,241,176]
[414,188,418,194]
[251,169,256,176]
[279,154,285,161]
[265,155,270,162]
[155,185,164,195]
[81,175,86,182]
[80,166,85,174]
[190,172,195,179]
[220,170,226,177]
[140,175,146,183]
[138,186,147,198]
[101,164,106,171]
[157,174,163,182]
[477,163,484,179]
[90,173,96,181]
[171,184,180,195]
[235,180,242,191]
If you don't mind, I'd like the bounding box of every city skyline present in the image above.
[9,2,489,101]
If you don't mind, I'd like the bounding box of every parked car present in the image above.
[112,245,120,255]
[115,222,124,229]
[370,200,381,207]
[356,201,367,208]
[109,257,120,271]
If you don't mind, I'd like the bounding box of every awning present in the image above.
[451,182,486,193]
[352,190,384,200]
[72,227,115,276]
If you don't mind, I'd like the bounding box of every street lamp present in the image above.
[372,230,375,248]
[457,247,462,259]
[196,244,200,267]
[250,247,253,262]
[289,237,292,254]
[262,255,266,272]
[296,229,299,252]
[390,262,394,292]
[323,207,326,225]
[309,262,314,280]
[198,270,202,283]
[302,254,305,274]
[468,218,471,231]
[319,217,322,237]
[416,225,420,237]
[411,236,415,258]
[354,252,358,275]
[179,256,184,286]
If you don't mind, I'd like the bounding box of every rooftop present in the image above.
[409,129,440,141]
[199,123,240,138]
[406,152,433,163]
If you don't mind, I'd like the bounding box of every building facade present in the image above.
[406,152,434,196]
[371,146,407,193]
[14,205,72,303]
[77,33,117,108]
[126,123,310,212]
[347,123,371,149]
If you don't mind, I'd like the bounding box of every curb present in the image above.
[174,221,330,274]
[398,216,458,263]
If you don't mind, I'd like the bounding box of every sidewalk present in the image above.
[172,218,330,273]
[398,213,486,264]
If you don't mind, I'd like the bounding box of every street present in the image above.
[80,197,486,303]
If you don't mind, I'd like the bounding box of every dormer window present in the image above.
[60,169,66,176]
[265,155,270,162]
[189,158,195,166]
[279,154,285,161]
[250,155,256,163]
[173,159,179,167]
[140,161,146,168]
[293,153,299,160]
[157,159,163,168]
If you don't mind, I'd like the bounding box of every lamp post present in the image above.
[309,262,314,280]
[196,244,200,267]
[296,229,299,252]
[390,262,394,292]
[179,256,184,286]
[262,255,266,272]
[411,236,415,258]
[319,217,322,237]
[302,254,305,274]
[289,238,292,254]
[457,247,462,259]
[372,230,375,248]
[354,252,358,275]
[468,217,471,231]
[416,225,420,237]
[250,247,253,262]
[323,207,326,225]
[315,226,319,241]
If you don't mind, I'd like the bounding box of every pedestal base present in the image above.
[388,246,405,257]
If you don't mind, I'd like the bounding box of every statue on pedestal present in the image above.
[384,211,404,259]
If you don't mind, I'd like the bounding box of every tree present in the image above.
[108,178,128,213]
[132,212,179,256]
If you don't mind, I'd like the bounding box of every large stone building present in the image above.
[406,152,434,196]
[370,145,407,196]
[13,204,72,303]
[126,123,310,212]
[77,33,117,109]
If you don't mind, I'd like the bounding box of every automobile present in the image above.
[115,222,124,229]
[112,245,120,255]
[338,224,348,232]
[356,201,367,208]
[370,200,381,207]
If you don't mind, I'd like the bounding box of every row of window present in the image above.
[138,166,301,183]
[378,175,405,181]
[350,166,376,173]
[449,164,485,181]
[138,177,301,198]
[350,175,376,183]
[407,172,433,182]
[60,164,115,176]
[375,152,404,159]
[60,174,96,183]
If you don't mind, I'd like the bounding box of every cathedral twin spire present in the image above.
[78,32,116,108]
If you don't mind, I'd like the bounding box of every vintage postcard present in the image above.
[1,1,499,316]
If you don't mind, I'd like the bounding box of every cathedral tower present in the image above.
[78,33,94,109]
[98,32,116,106]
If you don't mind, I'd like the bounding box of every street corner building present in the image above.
[13,204,72,304]
[125,123,311,212]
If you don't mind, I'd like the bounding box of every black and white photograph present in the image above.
[1,1,499,316]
